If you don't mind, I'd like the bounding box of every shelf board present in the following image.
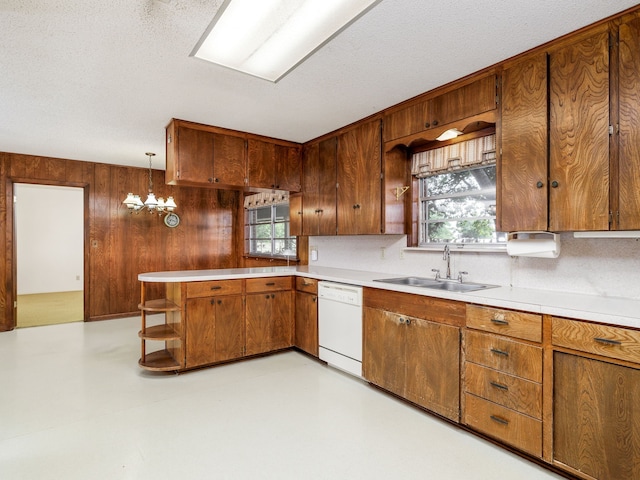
[139,324,181,341]
[138,299,181,312]
[139,350,181,372]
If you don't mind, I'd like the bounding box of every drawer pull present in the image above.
[490,415,510,426]
[265,282,276,286]
[490,348,509,357]
[490,381,509,391]
[210,286,222,290]
[594,337,622,346]
[303,282,313,286]
[491,318,509,326]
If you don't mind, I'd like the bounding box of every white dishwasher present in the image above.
[318,281,363,378]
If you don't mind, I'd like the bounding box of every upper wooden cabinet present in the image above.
[246,139,302,192]
[166,119,246,188]
[499,53,549,232]
[617,16,640,230]
[383,75,497,143]
[302,137,337,236]
[549,30,610,231]
[336,119,382,235]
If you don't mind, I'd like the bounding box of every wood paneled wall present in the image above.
[0,152,240,330]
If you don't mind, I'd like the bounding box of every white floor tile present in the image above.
[0,317,563,480]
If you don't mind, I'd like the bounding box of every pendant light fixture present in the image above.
[123,152,177,215]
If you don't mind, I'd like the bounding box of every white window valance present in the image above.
[411,134,496,178]
[244,191,289,209]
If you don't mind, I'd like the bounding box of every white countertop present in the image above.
[139,265,640,329]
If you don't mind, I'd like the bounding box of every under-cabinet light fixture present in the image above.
[436,128,464,141]
[123,153,177,215]
[191,0,380,82]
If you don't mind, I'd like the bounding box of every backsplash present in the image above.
[308,234,640,299]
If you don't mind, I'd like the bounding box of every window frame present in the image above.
[245,203,297,258]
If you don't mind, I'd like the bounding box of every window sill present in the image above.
[405,245,507,254]
[244,254,299,262]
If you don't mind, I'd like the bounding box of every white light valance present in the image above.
[411,134,496,177]
[244,191,289,209]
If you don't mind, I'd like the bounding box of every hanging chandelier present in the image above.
[123,152,177,215]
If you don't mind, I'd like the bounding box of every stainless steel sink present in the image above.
[373,276,498,293]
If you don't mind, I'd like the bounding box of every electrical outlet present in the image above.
[310,246,318,261]
[380,247,386,259]
[76,275,80,281]
[400,250,405,259]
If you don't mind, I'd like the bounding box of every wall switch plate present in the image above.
[310,246,318,261]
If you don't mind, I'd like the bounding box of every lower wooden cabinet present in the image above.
[363,306,461,422]
[294,288,318,357]
[246,290,293,355]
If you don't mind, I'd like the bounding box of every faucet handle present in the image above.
[431,268,441,280]
[457,271,468,283]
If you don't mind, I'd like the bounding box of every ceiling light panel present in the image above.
[192,0,380,82]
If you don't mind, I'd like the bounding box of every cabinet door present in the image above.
[294,291,318,356]
[185,297,216,368]
[302,138,337,236]
[500,53,548,232]
[289,193,303,236]
[429,75,496,127]
[176,126,215,183]
[245,291,293,355]
[214,295,245,362]
[383,99,430,141]
[363,307,406,396]
[554,352,640,480]
[618,18,640,230]
[302,142,320,235]
[405,318,460,422]
[337,120,382,234]
[549,31,610,231]
[212,134,246,186]
[247,139,276,189]
[275,144,301,192]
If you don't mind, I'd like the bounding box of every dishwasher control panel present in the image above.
[318,281,363,306]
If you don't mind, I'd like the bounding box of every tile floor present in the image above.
[0,317,564,480]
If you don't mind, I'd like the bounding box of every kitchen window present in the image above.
[245,203,296,257]
[413,134,506,249]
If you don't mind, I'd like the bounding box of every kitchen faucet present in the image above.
[432,244,468,282]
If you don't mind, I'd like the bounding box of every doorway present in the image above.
[15,184,84,328]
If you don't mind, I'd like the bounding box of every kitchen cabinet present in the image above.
[336,119,382,235]
[165,119,246,188]
[383,75,497,143]
[499,53,549,232]
[294,277,318,356]
[288,193,303,236]
[245,277,293,355]
[552,317,640,480]
[548,30,610,231]
[363,288,464,422]
[246,139,302,192]
[463,305,543,458]
[184,279,244,368]
[301,137,337,236]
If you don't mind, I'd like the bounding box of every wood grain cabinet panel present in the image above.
[214,295,245,362]
[466,304,542,342]
[246,139,301,192]
[186,279,244,298]
[245,276,292,293]
[246,290,293,355]
[336,119,382,235]
[618,17,640,230]
[499,53,549,232]
[302,137,337,236]
[554,352,640,480]
[549,31,610,231]
[294,290,318,357]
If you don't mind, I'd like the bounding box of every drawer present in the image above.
[186,279,243,298]
[465,330,542,382]
[295,277,318,295]
[464,393,542,458]
[552,316,640,364]
[464,362,542,419]
[466,304,542,343]
[246,276,292,293]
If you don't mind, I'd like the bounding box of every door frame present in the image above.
[8,178,90,329]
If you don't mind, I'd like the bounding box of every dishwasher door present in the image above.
[318,281,363,377]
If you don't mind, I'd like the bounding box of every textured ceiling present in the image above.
[1,0,638,170]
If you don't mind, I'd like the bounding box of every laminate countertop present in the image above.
[139,265,640,329]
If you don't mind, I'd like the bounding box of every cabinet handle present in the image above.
[432,120,439,126]
[214,178,220,183]
[425,122,430,128]
[399,317,405,324]
[490,348,509,357]
[208,177,213,183]
[536,181,544,189]
[271,294,275,299]
[594,337,622,346]
[217,300,222,305]
[405,318,411,325]
[312,297,317,303]
[210,299,215,305]
[491,318,509,326]
[210,286,222,290]
[265,282,276,286]
[551,180,559,188]
[490,415,509,426]
[265,295,270,299]
[490,381,509,391]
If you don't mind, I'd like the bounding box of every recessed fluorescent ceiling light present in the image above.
[192,0,380,82]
